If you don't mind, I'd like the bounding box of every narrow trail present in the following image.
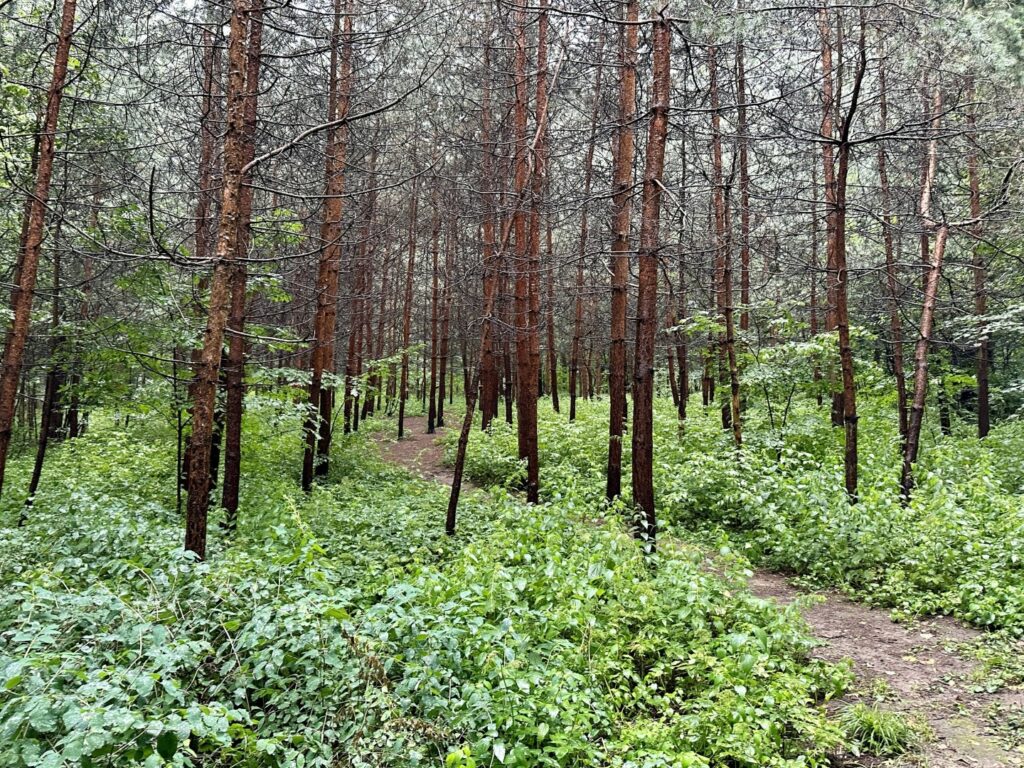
[751,572,1020,767]
[372,417,1020,768]
[372,415,464,487]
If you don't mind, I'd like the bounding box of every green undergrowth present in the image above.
[2,397,853,767]
[446,396,1024,635]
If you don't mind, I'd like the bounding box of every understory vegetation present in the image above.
[2,398,859,768]
[448,388,1024,635]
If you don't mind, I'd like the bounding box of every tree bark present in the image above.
[568,38,604,423]
[545,217,559,413]
[0,0,78,497]
[736,35,751,333]
[397,170,419,439]
[513,0,540,503]
[829,13,868,502]
[221,0,262,527]
[185,0,254,558]
[967,81,988,438]
[606,0,638,503]
[901,85,944,499]
[876,41,908,443]
[631,12,670,546]
[819,7,844,427]
[303,0,352,487]
[709,44,741,446]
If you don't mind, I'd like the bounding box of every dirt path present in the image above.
[371,422,1020,767]
[372,415,465,487]
[750,571,1020,767]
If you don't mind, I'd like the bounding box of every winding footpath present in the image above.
[373,415,1022,768]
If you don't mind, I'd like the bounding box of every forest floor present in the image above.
[372,416,1021,768]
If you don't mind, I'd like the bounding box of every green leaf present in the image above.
[156,731,178,760]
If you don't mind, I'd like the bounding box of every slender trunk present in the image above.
[901,85,944,499]
[876,42,908,442]
[479,44,499,429]
[185,0,253,559]
[398,172,419,439]
[901,226,949,497]
[819,8,844,427]
[303,0,351,487]
[606,0,638,502]
[545,217,559,412]
[0,0,77,496]
[830,13,868,502]
[736,36,751,333]
[570,39,604,422]
[675,133,688,424]
[438,217,454,428]
[967,81,988,438]
[427,192,441,433]
[221,0,262,527]
[631,12,670,546]
[709,44,741,446]
[512,0,540,502]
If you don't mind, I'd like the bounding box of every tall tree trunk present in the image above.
[185,0,254,559]
[709,44,741,446]
[427,191,441,434]
[631,12,670,546]
[606,0,638,502]
[221,0,262,527]
[876,41,908,443]
[901,85,944,499]
[479,43,500,430]
[0,0,78,497]
[545,218,559,412]
[674,129,689,425]
[829,13,868,502]
[438,215,454,428]
[303,0,352,488]
[736,35,751,333]
[397,171,419,439]
[512,0,540,503]
[819,7,844,427]
[967,81,988,438]
[570,38,604,423]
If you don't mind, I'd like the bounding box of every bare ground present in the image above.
[749,571,1021,767]
[373,415,464,487]
[371,418,1021,767]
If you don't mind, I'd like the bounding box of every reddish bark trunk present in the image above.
[606,0,638,502]
[901,85,944,499]
[631,13,670,545]
[185,0,254,558]
[303,0,352,487]
[0,0,78,497]
[221,0,262,526]
[512,0,540,503]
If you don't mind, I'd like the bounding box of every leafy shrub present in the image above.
[1,397,850,767]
